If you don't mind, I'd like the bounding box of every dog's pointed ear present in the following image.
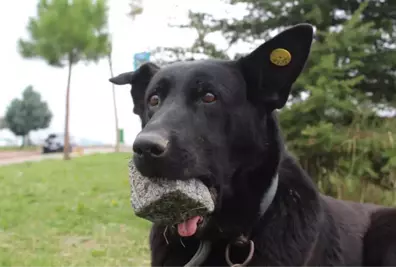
[237,23,314,110]
[109,71,135,85]
[109,62,160,116]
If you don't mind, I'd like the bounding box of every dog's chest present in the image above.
[201,248,344,267]
[200,242,277,267]
[198,241,249,266]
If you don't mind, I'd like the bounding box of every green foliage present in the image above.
[192,0,396,105]
[152,1,396,204]
[4,85,52,139]
[18,0,110,66]
[282,4,395,195]
[281,6,396,197]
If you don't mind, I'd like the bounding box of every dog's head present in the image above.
[110,24,314,238]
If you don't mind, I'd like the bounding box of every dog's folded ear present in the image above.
[237,23,314,110]
[109,62,160,116]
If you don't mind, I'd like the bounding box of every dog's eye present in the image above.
[201,92,216,103]
[148,94,160,107]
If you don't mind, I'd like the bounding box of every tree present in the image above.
[278,6,396,196]
[151,1,396,204]
[5,86,52,146]
[18,0,110,160]
[169,0,396,106]
[128,0,143,20]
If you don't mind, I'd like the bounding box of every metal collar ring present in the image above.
[225,239,255,267]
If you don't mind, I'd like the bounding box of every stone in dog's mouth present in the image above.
[129,161,216,234]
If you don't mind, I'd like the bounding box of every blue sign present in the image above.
[133,52,151,70]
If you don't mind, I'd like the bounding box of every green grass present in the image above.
[0,146,39,152]
[0,153,151,266]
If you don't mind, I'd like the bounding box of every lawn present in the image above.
[0,146,39,152]
[0,153,151,266]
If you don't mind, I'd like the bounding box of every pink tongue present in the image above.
[177,216,201,237]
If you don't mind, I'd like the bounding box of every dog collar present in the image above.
[258,174,279,217]
[184,174,279,267]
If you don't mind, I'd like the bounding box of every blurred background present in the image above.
[0,0,395,265]
[0,0,210,147]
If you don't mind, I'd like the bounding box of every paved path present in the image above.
[0,146,131,166]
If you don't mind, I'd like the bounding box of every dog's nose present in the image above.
[133,132,168,158]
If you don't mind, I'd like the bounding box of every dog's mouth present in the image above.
[176,215,205,237]
[175,183,217,237]
[130,162,219,238]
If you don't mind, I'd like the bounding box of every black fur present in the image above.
[110,23,396,266]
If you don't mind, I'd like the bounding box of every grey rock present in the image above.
[128,160,215,225]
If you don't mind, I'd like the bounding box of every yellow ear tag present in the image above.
[270,48,292,66]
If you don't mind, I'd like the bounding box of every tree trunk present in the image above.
[336,183,343,200]
[108,52,120,153]
[63,57,73,160]
[21,135,26,148]
[359,178,367,203]
[26,133,31,146]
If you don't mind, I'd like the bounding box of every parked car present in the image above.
[42,133,77,154]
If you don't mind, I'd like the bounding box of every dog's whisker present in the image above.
[163,226,169,245]
[179,238,186,248]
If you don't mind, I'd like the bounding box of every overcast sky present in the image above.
[0,0,249,145]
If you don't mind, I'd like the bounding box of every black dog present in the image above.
[110,24,396,266]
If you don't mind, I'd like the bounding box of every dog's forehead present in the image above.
[151,60,239,85]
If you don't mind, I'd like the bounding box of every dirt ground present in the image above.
[0,150,40,160]
[0,146,130,166]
